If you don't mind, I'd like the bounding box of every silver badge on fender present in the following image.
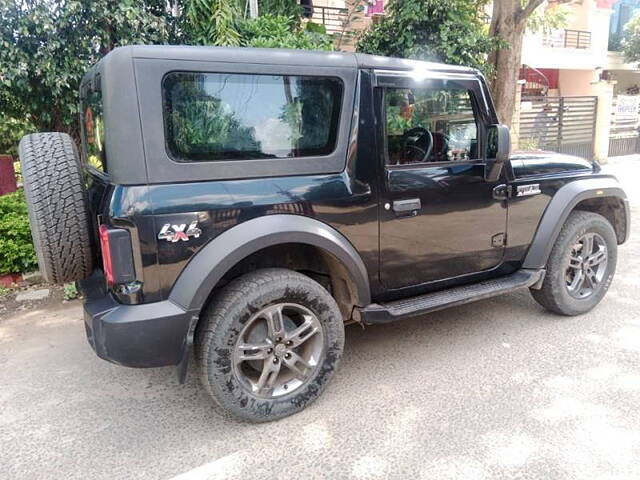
[158,221,202,243]
[516,184,542,197]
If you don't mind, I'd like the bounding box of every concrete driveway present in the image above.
[1,158,639,479]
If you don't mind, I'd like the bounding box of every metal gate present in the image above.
[519,96,598,158]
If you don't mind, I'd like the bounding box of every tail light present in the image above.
[99,224,115,286]
[98,224,136,287]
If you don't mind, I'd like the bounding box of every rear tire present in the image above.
[196,268,345,422]
[19,133,94,284]
[530,211,617,316]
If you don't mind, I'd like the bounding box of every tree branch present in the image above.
[518,0,545,23]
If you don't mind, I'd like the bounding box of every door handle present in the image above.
[392,198,421,215]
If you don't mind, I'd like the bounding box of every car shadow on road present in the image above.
[132,288,557,422]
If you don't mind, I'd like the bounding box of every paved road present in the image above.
[1,158,640,479]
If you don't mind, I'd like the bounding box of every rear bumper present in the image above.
[80,273,194,368]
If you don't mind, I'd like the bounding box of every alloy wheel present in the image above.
[232,303,324,398]
[565,232,608,299]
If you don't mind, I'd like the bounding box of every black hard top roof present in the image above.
[111,45,478,74]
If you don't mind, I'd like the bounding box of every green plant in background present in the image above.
[63,282,79,300]
[239,15,334,50]
[357,0,500,75]
[526,2,571,34]
[609,31,623,52]
[0,115,34,158]
[623,15,640,64]
[0,114,32,183]
[0,1,177,144]
[185,0,242,45]
[0,190,37,275]
[258,0,302,19]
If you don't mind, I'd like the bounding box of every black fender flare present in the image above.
[168,214,372,313]
[522,177,630,269]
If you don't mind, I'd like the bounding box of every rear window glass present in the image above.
[82,89,107,172]
[162,72,343,161]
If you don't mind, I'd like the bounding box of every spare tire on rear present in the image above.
[19,132,94,284]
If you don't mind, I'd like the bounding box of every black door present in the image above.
[376,73,508,290]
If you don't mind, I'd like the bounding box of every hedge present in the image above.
[0,190,37,275]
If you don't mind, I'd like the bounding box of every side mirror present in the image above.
[485,124,510,182]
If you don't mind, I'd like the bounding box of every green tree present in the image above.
[239,15,333,50]
[183,1,328,48]
[356,0,499,74]
[0,0,176,141]
[258,0,301,18]
[184,0,242,45]
[623,15,640,64]
[487,0,570,126]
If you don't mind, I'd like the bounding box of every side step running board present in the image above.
[360,269,545,325]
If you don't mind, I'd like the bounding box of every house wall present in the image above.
[521,0,613,70]
[558,69,599,96]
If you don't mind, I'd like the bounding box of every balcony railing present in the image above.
[302,5,349,34]
[543,29,591,49]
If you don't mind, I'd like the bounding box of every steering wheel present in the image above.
[402,127,433,164]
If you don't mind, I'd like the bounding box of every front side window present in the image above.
[385,86,478,165]
[82,90,107,172]
[163,72,343,161]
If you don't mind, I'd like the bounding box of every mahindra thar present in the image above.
[19,46,630,422]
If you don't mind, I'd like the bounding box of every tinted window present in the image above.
[384,87,478,165]
[163,72,343,161]
[82,90,107,172]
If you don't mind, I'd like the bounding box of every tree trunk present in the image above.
[488,0,528,127]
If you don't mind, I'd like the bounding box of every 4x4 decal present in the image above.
[158,221,202,243]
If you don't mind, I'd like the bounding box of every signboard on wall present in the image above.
[616,95,640,120]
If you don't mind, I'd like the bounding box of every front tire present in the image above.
[530,211,617,316]
[196,268,345,422]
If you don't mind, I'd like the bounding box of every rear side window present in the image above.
[82,89,107,172]
[163,72,343,161]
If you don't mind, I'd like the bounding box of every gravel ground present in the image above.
[1,157,639,480]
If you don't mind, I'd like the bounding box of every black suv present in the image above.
[19,46,630,422]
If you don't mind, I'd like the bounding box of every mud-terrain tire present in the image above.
[196,268,345,422]
[530,211,617,316]
[18,133,94,284]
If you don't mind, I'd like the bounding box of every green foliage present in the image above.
[305,22,327,35]
[527,2,571,34]
[0,116,34,157]
[180,2,333,49]
[63,282,79,300]
[609,32,623,52]
[185,0,242,45]
[239,15,334,50]
[0,1,176,139]
[258,0,302,19]
[623,15,640,64]
[0,286,10,297]
[357,0,500,75]
[0,190,37,275]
